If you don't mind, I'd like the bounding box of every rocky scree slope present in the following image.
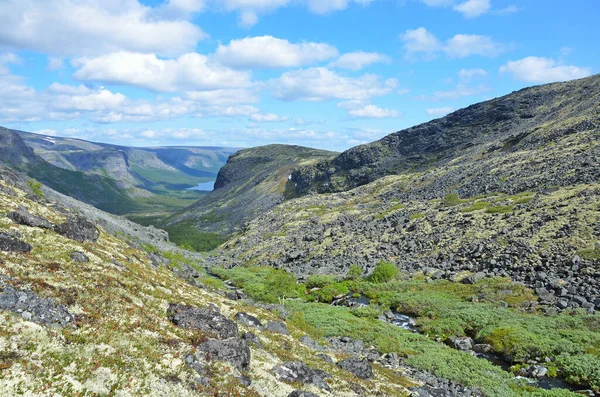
[0,165,438,397]
[215,75,600,313]
[165,144,336,237]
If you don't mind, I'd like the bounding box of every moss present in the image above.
[461,201,490,212]
[485,205,515,214]
[443,193,464,207]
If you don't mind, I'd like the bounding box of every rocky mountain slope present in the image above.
[164,145,335,244]
[215,75,600,310]
[291,74,600,197]
[5,128,239,217]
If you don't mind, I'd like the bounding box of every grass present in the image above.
[162,221,229,252]
[211,266,600,395]
[485,205,515,214]
[461,201,490,212]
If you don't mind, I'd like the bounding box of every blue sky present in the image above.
[0,0,597,151]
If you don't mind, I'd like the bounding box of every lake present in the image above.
[187,180,216,191]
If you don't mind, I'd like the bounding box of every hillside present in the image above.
[2,128,239,218]
[163,144,336,250]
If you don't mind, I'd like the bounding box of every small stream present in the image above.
[336,292,593,394]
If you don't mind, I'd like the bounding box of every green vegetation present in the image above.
[443,193,464,207]
[410,212,425,219]
[346,264,364,280]
[485,205,515,214]
[367,261,398,283]
[163,221,228,252]
[461,201,490,212]
[212,265,600,395]
[376,202,405,219]
[27,179,43,199]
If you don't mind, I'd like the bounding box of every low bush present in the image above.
[368,261,398,283]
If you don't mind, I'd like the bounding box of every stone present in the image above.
[272,361,330,391]
[167,304,238,339]
[288,392,320,397]
[197,338,251,370]
[8,207,53,229]
[70,252,89,263]
[266,321,289,335]
[532,365,548,378]
[472,344,492,353]
[0,232,31,253]
[242,332,262,348]
[54,216,100,242]
[462,272,486,284]
[234,312,264,328]
[336,357,373,379]
[0,282,72,326]
[446,336,474,351]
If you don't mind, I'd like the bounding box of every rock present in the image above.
[54,216,100,242]
[272,361,330,391]
[0,232,31,252]
[299,335,325,351]
[462,272,486,284]
[288,391,320,397]
[70,252,89,263]
[235,375,252,386]
[0,283,72,326]
[336,357,373,379]
[242,332,262,348]
[8,207,53,229]
[288,390,319,397]
[472,344,492,353]
[266,321,289,335]
[446,336,474,351]
[167,304,238,339]
[532,365,548,378]
[317,354,334,364]
[197,338,251,370]
[234,312,264,328]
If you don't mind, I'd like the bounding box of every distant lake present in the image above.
[187,180,216,191]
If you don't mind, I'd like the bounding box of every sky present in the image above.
[0,0,598,151]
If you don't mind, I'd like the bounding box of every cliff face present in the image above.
[291,74,600,196]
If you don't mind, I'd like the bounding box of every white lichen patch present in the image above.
[83,367,118,395]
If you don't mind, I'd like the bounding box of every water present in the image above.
[187,180,216,191]
[389,312,419,332]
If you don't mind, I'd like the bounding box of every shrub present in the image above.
[485,205,514,214]
[27,179,43,199]
[305,274,337,289]
[556,353,600,389]
[368,261,398,283]
[347,264,363,280]
[461,201,490,212]
[350,306,381,319]
[443,193,463,207]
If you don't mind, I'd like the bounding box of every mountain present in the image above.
[162,144,336,251]
[291,74,600,197]
[2,128,240,218]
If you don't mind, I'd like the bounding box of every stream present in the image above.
[336,292,593,394]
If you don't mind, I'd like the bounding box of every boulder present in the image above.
[197,338,251,370]
[242,332,262,348]
[266,321,289,335]
[8,207,53,229]
[336,357,373,379]
[54,216,99,242]
[446,336,474,351]
[288,392,320,397]
[167,304,238,339]
[462,272,486,284]
[272,361,330,391]
[0,283,72,326]
[235,312,264,328]
[70,252,89,263]
[0,232,31,253]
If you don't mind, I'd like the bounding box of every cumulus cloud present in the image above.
[499,56,591,83]
[0,0,206,57]
[215,36,338,69]
[269,67,397,102]
[329,51,391,71]
[305,0,374,14]
[453,0,491,18]
[457,68,487,82]
[401,28,506,59]
[348,105,400,118]
[0,53,21,74]
[72,51,251,92]
[250,113,288,122]
[426,106,455,117]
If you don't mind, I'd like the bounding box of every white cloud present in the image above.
[47,57,64,71]
[348,105,400,118]
[457,68,487,82]
[250,113,288,122]
[269,67,396,102]
[215,36,338,69]
[239,10,260,27]
[500,56,592,83]
[402,28,506,59]
[400,28,442,58]
[73,51,251,92]
[0,0,206,57]
[305,0,374,14]
[494,5,519,15]
[426,107,455,117]
[0,53,21,74]
[430,84,490,100]
[453,0,491,18]
[445,34,505,58]
[329,51,391,71]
